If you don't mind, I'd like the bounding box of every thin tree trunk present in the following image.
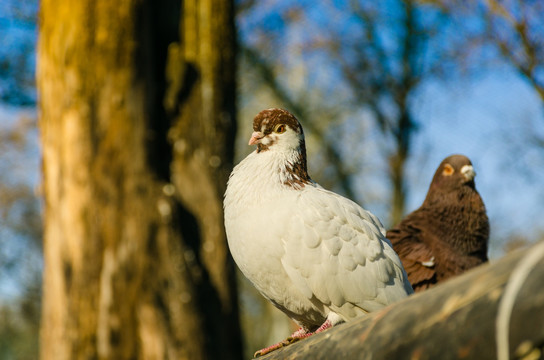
[388,111,413,227]
[38,0,241,359]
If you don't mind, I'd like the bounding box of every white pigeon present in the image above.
[224,108,413,357]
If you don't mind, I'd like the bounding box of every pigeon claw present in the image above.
[253,327,312,357]
[253,321,335,357]
[253,339,290,358]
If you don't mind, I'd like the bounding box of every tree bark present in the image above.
[260,241,544,360]
[38,0,241,359]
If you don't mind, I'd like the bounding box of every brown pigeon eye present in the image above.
[442,164,454,176]
[274,124,286,134]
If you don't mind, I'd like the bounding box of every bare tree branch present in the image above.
[483,0,544,102]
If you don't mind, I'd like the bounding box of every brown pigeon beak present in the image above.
[249,131,264,145]
[461,165,475,181]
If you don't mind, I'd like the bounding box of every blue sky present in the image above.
[409,72,544,257]
[0,104,41,301]
[0,0,39,301]
[0,0,37,105]
[317,69,544,259]
[237,0,544,258]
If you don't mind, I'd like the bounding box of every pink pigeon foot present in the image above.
[253,320,333,357]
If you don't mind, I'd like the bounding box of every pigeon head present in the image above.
[426,154,477,201]
[249,108,311,188]
[249,108,305,153]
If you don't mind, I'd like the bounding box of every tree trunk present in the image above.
[38,0,241,359]
[260,241,544,360]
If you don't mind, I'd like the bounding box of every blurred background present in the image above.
[1,0,543,358]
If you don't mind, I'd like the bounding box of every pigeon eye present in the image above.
[274,124,287,134]
[442,164,454,176]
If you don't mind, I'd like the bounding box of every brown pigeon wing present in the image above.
[387,227,437,292]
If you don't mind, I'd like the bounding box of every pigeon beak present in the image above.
[248,131,264,145]
[461,165,476,181]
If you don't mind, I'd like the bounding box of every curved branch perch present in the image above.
[260,241,544,360]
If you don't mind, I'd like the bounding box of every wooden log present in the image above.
[260,241,544,360]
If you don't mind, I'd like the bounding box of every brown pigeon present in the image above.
[387,154,489,292]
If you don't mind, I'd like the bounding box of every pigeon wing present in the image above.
[281,187,412,320]
[387,216,437,291]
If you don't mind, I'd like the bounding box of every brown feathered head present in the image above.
[424,154,477,203]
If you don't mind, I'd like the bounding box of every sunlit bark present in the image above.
[38,0,241,359]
